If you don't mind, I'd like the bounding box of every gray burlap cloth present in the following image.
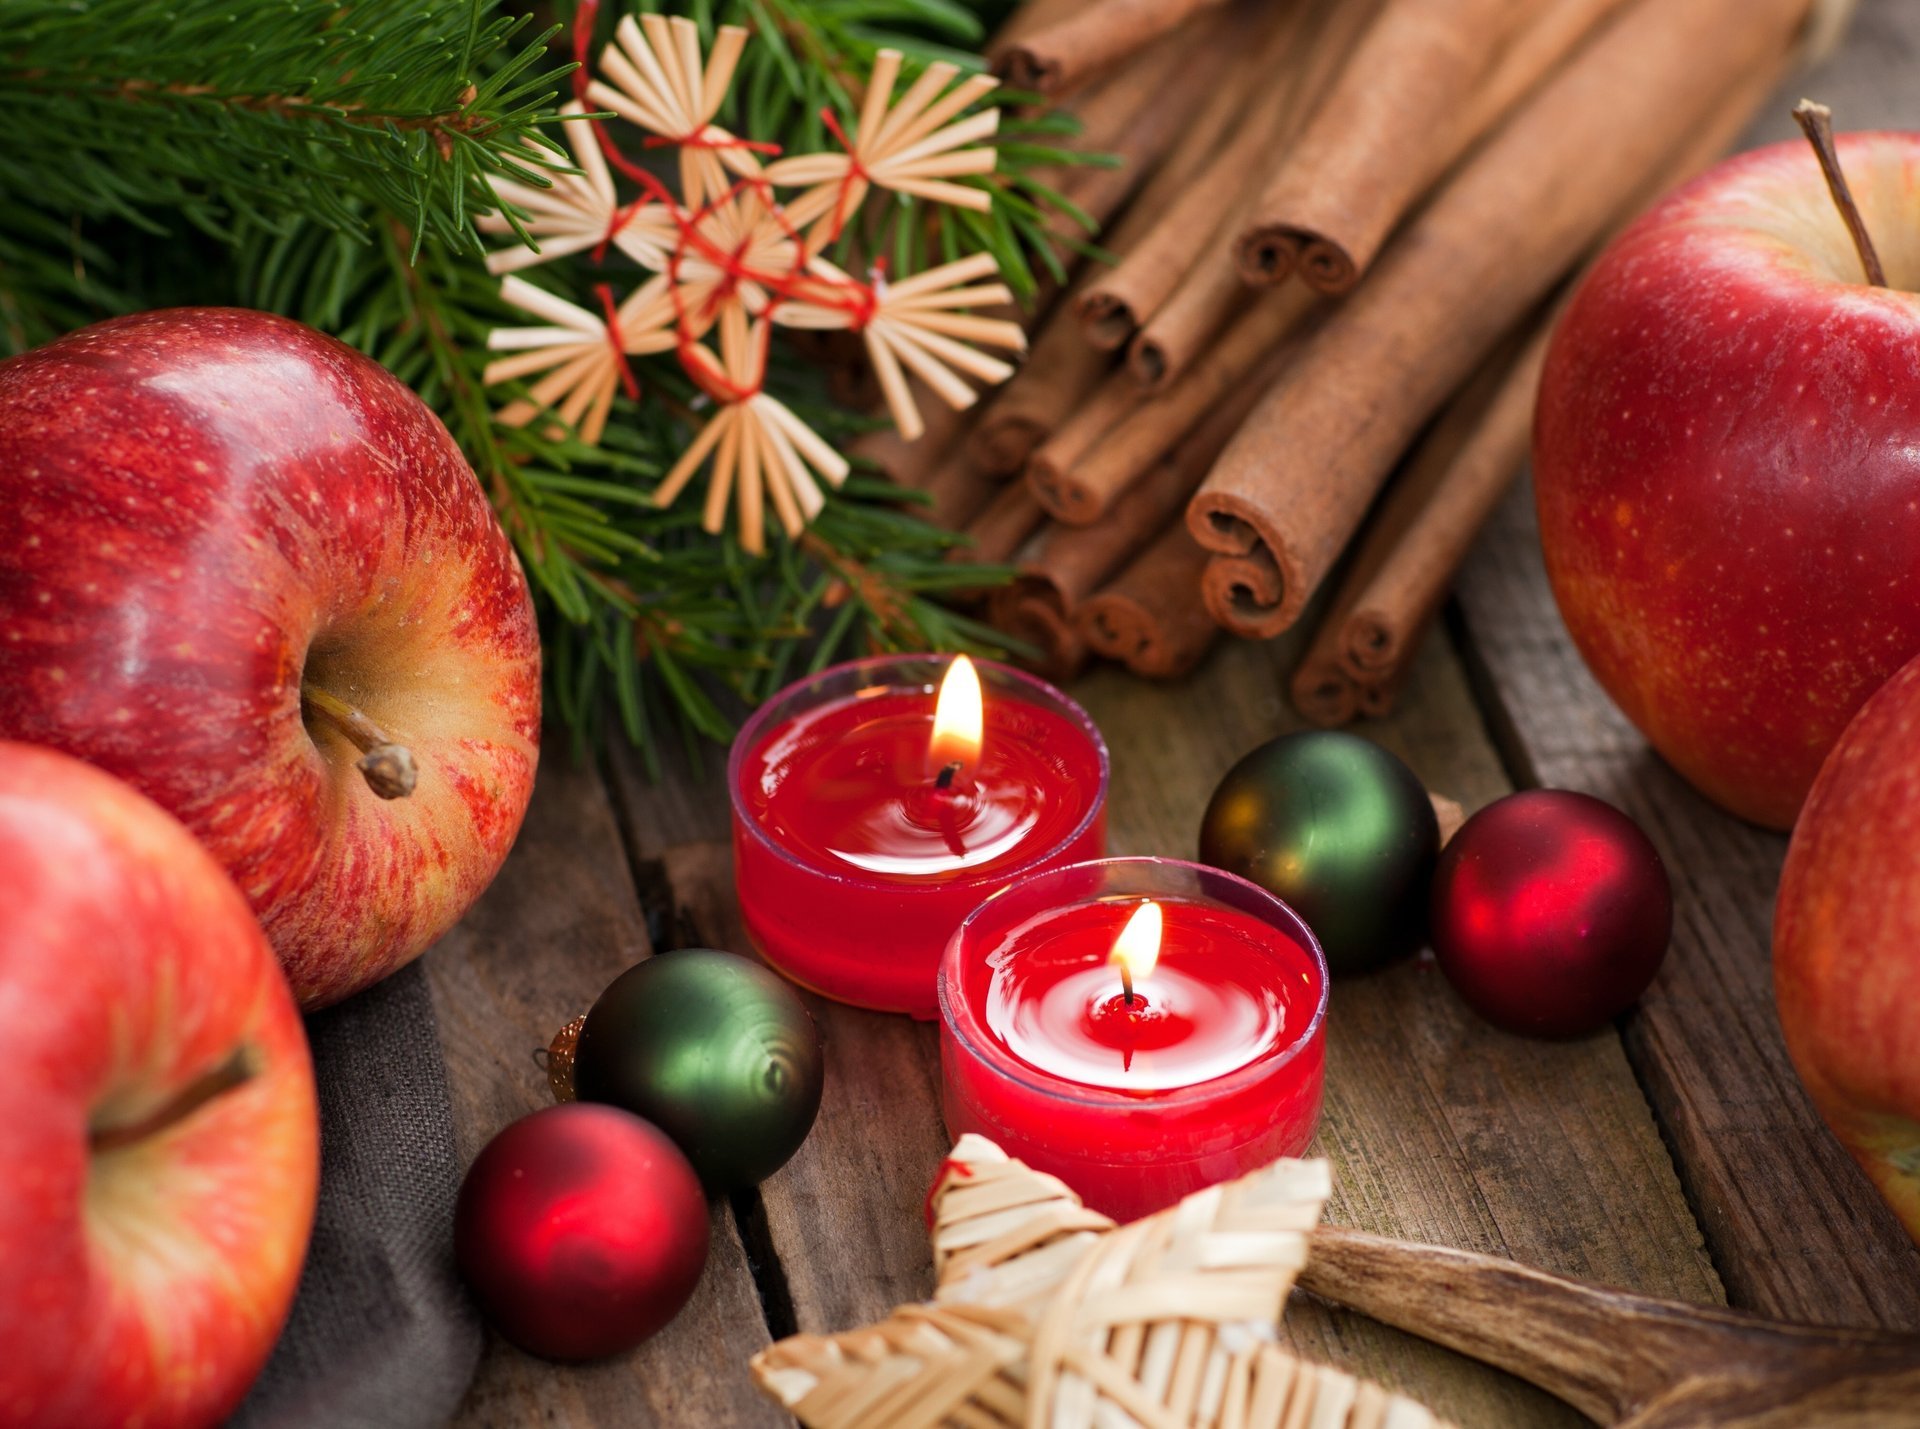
[232,962,480,1428]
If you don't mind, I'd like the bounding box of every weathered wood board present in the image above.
[1454,481,1920,1329]
[419,3,1920,1422]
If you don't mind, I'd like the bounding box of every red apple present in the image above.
[1535,131,1920,829]
[0,308,541,1006]
[1774,650,1920,1244]
[0,741,318,1429]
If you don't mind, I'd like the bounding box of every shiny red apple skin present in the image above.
[0,741,318,1429]
[0,308,541,1006]
[1536,133,1920,829]
[1774,652,1920,1245]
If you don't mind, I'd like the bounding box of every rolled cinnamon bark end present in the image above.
[1080,529,1218,678]
[1290,653,1360,728]
[1078,291,1141,352]
[998,591,1089,683]
[1296,236,1361,295]
[1081,595,1139,660]
[996,0,1231,95]
[1199,546,1297,640]
[1128,336,1171,391]
[1026,454,1105,527]
[996,45,1062,94]
[968,410,1048,478]
[1234,228,1302,287]
[1356,654,1418,721]
[967,299,1114,479]
[1344,608,1403,675]
[985,571,1061,630]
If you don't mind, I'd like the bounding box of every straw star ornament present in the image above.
[749,1135,1458,1429]
[481,11,1020,555]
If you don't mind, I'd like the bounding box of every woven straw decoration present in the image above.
[670,188,802,325]
[779,254,1027,440]
[481,25,1018,548]
[761,49,1001,248]
[484,274,678,445]
[755,1303,1032,1429]
[657,304,849,553]
[586,16,761,210]
[478,102,678,273]
[930,1135,1117,1319]
[751,1135,1457,1429]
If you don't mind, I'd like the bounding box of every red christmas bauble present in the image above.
[454,1102,708,1360]
[1430,790,1671,1038]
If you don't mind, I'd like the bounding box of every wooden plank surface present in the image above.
[419,6,1920,1422]
[605,746,956,1338]
[427,738,789,1427]
[1453,481,1920,1330]
[1077,637,1720,1425]
[608,633,1721,1427]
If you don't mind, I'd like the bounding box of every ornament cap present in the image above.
[545,1013,587,1103]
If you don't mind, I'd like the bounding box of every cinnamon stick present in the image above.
[1032,285,1316,523]
[1292,520,1427,726]
[1126,0,1384,388]
[1190,0,1812,639]
[1234,0,1637,292]
[1282,319,1474,727]
[987,0,1095,62]
[1075,0,1326,351]
[1291,646,1361,726]
[1355,656,1418,722]
[1003,358,1259,617]
[1336,54,1791,682]
[966,12,1254,478]
[988,356,1261,673]
[966,310,1109,477]
[961,481,1049,566]
[998,0,1234,95]
[1341,339,1540,678]
[853,380,973,490]
[1020,367,1145,513]
[1038,4,1254,233]
[920,445,1003,531]
[992,583,1090,683]
[1079,527,1219,678]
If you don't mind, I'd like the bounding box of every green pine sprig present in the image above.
[0,0,1081,763]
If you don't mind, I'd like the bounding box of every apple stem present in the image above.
[301,684,418,799]
[90,1046,261,1155]
[1794,98,1888,288]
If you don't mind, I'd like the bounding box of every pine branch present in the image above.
[0,0,567,254]
[0,0,1077,766]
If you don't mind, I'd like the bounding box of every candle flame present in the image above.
[1110,900,1163,991]
[930,654,983,781]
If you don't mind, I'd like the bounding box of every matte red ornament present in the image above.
[1430,790,1671,1038]
[454,1103,709,1360]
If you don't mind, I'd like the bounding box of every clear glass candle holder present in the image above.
[730,654,1108,1018]
[939,857,1328,1221]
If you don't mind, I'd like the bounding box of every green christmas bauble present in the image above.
[1198,731,1438,976]
[573,949,824,1190]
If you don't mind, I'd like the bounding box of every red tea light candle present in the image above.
[730,655,1108,1017]
[939,858,1327,1221]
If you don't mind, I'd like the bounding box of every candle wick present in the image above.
[1120,964,1135,1007]
[935,760,963,791]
